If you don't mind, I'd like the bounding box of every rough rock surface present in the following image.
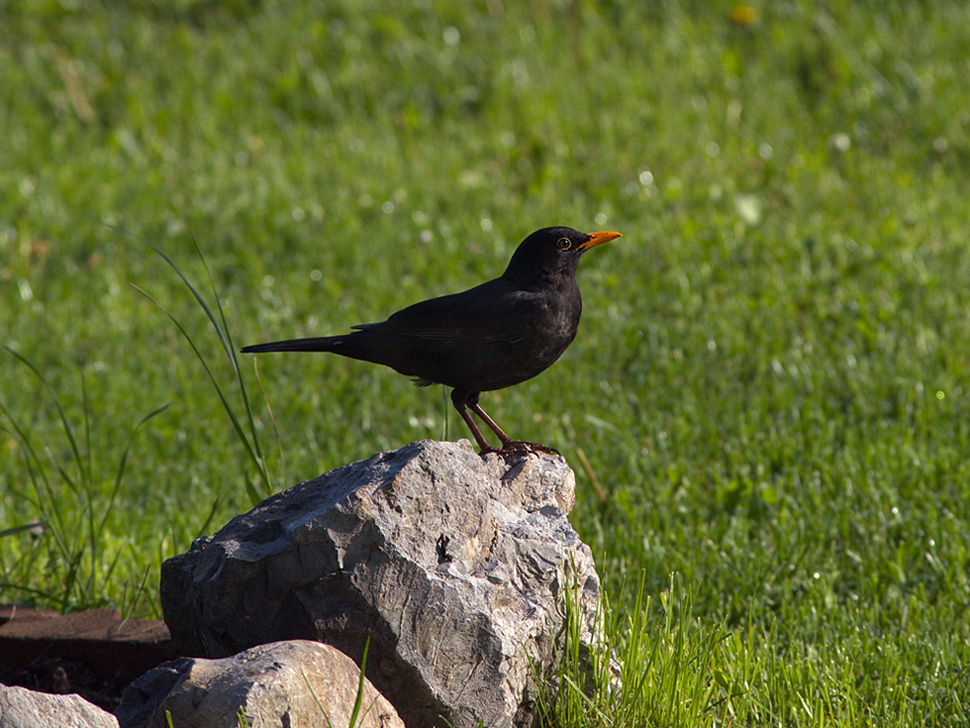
[114,640,403,728]
[161,439,601,728]
[0,684,119,728]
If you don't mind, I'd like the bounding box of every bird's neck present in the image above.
[503,259,579,292]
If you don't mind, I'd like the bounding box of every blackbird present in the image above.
[241,226,621,454]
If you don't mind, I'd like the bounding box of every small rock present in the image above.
[0,684,118,728]
[161,439,602,728]
[114,640,403,728]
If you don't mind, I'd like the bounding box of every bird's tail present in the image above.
[241,336,346,354]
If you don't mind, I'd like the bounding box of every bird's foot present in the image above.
[479,440,560,458]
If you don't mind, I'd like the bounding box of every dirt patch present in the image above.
[0,605,177,712]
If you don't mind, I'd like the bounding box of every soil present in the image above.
[0,605,178,712]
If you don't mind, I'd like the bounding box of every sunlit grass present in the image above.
[2,1,969,724]
[0,348,166,613]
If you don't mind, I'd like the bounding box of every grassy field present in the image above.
[2,1,969,724]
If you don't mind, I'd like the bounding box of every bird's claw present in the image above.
[480,440,560,458]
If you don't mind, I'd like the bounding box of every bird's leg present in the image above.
[467,402,512,444]
[455,402,496,454]
[453,390,559,456]
[451,389,498,454]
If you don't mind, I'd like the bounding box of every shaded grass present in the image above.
[2,0,970,724]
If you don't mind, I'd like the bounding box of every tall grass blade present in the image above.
[5,347,86,491]
[129,236,277,500]
[192,237,267,470]
[131,282,271,504]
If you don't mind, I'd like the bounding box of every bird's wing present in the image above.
[352,278,539,344]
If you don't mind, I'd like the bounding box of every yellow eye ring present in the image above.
[556,237,572,250]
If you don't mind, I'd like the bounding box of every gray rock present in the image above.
[161,439,602,728]
[114,640,403,728]
[0,684,118,728]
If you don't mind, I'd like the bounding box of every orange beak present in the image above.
[579,231,622,251]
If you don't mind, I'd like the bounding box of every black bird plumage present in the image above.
[242,226,621,454]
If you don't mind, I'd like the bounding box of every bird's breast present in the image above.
[527,290,581,356]
[476,284,582,389]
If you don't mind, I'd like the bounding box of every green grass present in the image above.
[2,1,969,725]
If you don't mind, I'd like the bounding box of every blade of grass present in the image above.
[131,283,271,504]
[251,357,287,487]
[102,221,277,499]
[192,236,267,470]
[1,385,77,606]
[5,347,86,495]
[2,349,168,612]
[347,637,371,727]
[100,403,171,541]
[301,637,373,728]
[0,523,45,539]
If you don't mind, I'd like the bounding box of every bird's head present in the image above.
[503,227,622,287]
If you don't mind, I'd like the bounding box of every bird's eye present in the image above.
[556,237,572,251]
